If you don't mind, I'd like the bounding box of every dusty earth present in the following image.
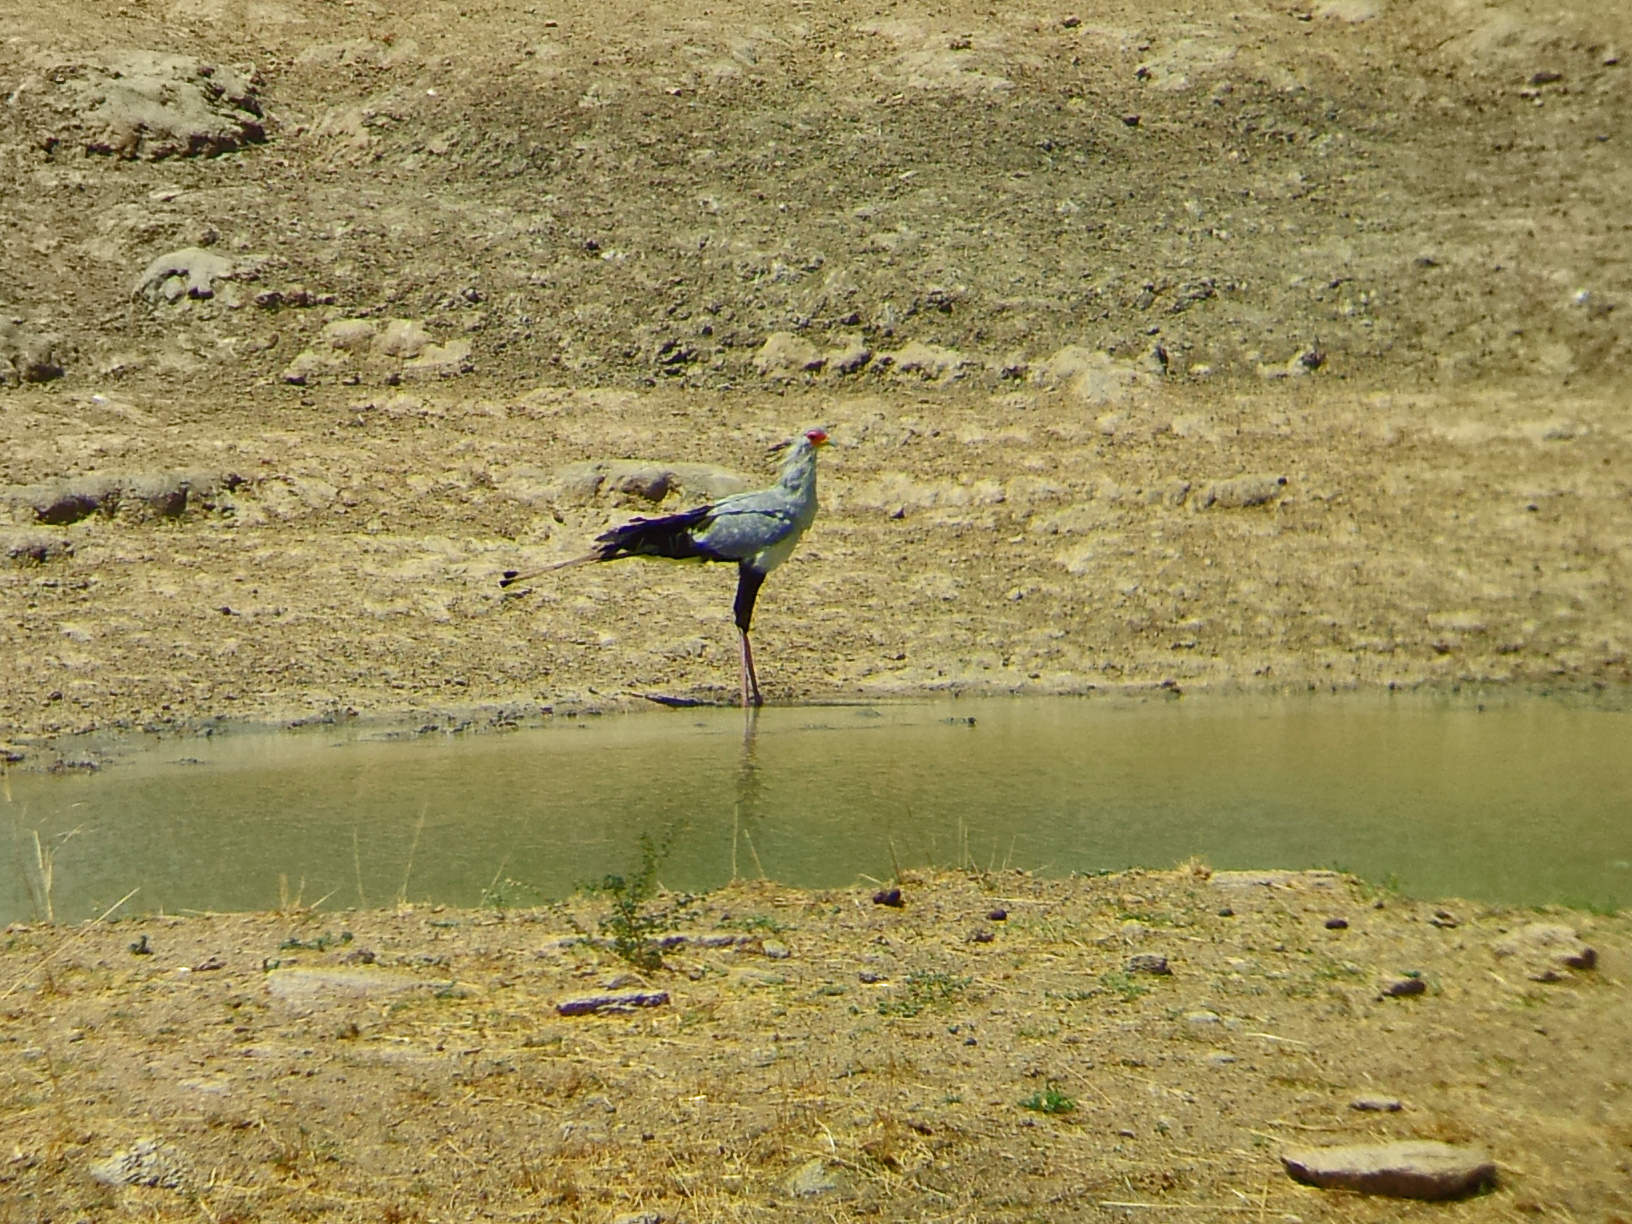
[4,869,1629,1222]
[2,0,1631,1219]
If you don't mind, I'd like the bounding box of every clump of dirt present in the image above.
[2,869,1626,1219]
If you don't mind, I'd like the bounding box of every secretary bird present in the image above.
[500,427,829,707]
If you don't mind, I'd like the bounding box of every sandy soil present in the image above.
[4,869,1629,1221]
[2,0,1631,1218]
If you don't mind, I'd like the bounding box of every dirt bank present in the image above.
[3,0,1630,752]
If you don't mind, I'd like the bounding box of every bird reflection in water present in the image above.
[731,708,768,879]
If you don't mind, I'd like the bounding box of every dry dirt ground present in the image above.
[3,870,1629,1222]
[2,0,1631,1219]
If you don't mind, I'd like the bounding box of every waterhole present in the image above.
[4,692,1628,922]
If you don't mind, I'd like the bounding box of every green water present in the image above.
[4,693,1629,922]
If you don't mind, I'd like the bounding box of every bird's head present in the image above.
[768,428,831,460]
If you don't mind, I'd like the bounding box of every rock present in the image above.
[1380,975,1427,998]
[1316,0,1380,20]
[528,460,748,508]
[1492,922,1597,981]
[1126,953,1171,975]
[88,1137,193,1189]
[760,939,791,959]
[880,340,970,380]
[2,530,73,565]
[872,887,904,907]
[555,990,670,1017]
[133,246,251,303]
[1194,474,1287,510]
[1029,346,1155,405]
[121,472,191,518]
[403,337,473,378]
[786,1157,843,1198]
[826,334,873,374]
[48,52,265,160]
[1257,347,1326,379]
[1325,916,1349,930]
[28,479,113,525]
[755,331,824,379]
[1281,1140,1496,1200]
[607,465,673,502]
[374,318,434,359]
[280,347,345,385]
[322,318,378,352]
[0,319,65,384]
[1350,1094,1404,1112]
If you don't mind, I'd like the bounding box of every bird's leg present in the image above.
[740,629,762,708]
[733,566,768,709]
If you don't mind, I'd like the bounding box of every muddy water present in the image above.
[4,694,1629,923]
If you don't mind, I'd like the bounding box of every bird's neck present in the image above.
[777,442,819,499]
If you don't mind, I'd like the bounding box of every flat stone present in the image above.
[1350,1094,1404,1112]
[554,990,670,1016]
[1281,1140,1496,1200]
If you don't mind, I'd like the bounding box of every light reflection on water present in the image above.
[3,692,1629,922]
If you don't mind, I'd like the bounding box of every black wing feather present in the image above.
[591,505,734,563]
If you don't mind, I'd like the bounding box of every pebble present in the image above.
[1281,1140,1496,1200]
[872,887,904,908]
[1380,975,1427,998]
[1324,916,1349,930]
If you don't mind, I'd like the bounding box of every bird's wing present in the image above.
[686,492,803,561]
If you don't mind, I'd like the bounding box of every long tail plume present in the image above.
[498,554,600,589]
[499,505,717,590]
